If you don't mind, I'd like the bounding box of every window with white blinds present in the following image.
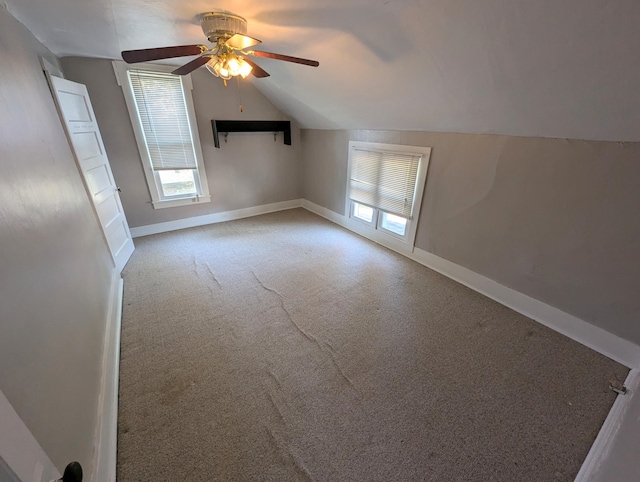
[345,141,431,248]
[115,61,210,209]
[127,70,197,171]
[349,148,422,218]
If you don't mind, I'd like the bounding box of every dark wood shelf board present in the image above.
[212,120,292,148]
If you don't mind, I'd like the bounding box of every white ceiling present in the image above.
[6,0,640,141]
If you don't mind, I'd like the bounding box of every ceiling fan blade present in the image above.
[249,50,319,67]
[122,45,205,63]
[226,33,262,50]
[243,58,270,78]
[172,56,210,75]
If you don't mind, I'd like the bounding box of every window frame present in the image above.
[113,61,211,209]
[345,141,431,253]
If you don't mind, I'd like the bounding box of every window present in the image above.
[113,62,210,209]
[380,211,408,236]
[352,202,375,223]
[345,141,431,250]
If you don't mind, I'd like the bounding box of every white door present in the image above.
[49,76,134,272]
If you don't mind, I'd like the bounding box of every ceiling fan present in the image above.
[121,11,319,81]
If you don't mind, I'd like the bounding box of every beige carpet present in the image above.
[118,208,627,481]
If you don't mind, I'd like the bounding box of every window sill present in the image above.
[152,195,211,209]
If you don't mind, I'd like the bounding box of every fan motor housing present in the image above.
[201,11,248,42]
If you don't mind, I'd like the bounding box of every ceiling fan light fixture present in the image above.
[215,60,231,80]
[201,11,248,43]
[227,57,241,76]
[206,54,252,80]
[205,58,220,77]
[238,58,253,78]
[122,10,317,81]
[205,57,230,80]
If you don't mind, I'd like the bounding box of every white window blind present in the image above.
[349,148,422,218]
[127,70,197,171]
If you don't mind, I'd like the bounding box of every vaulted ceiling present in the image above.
[5,0,640,141]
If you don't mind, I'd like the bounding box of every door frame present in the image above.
[0,389,60,481]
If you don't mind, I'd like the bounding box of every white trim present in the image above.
[112,60,211,209]
[130,199,303,237]
[574,368,640,481]
[302,199,348,226]
[92,273,124,482]
[151,194,212,209]
[301,199,640,369]
[0,390,60,482]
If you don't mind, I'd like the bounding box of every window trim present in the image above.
[112,61,211,209]
[344,141,431,253]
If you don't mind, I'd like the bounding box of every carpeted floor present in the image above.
[117,208,628,481]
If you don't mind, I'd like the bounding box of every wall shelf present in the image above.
[212,120,292,148]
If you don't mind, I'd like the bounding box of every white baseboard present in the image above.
[410,248,640,369]
[575,368,640,481]
[301,199,347,227]
[130,199,303,238]
[301,199,640,369]
[92,272,123,482]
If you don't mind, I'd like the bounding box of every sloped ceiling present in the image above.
[5,0,640,141]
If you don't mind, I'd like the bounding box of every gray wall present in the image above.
[61,57,302,228]
[0,6,114,475]
[301,129,640,345]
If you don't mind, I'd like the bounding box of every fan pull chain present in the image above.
[237,77,243,113]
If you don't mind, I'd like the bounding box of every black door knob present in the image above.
[61,462,82,482]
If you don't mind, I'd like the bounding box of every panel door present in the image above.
[50,76,134,272]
